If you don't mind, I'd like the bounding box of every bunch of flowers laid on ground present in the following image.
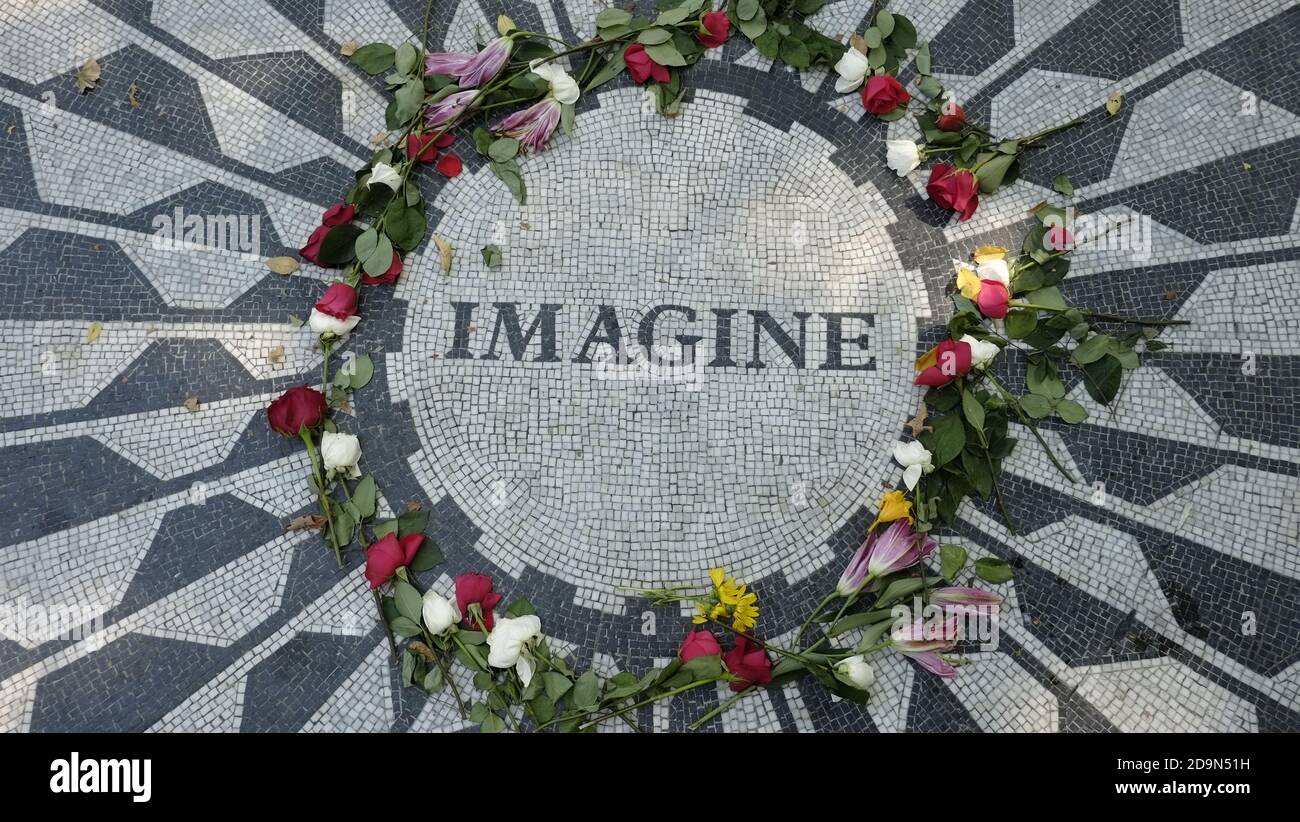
[256,2,1189,731]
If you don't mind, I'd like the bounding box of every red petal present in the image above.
[436,153,463,177]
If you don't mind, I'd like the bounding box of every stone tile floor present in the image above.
[0,0,1297,732]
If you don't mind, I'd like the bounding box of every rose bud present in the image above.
[678,629,722,662]
[364,532,423,589]
[696,11,730,49]
[861,74,910,115]
[914,337,974,388]
[936,103,966,132]
[266,386,328,435]
[722,635,772,692]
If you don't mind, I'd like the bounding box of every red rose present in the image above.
[434,133,455,148]
[266,386,328,435]
[678,630,722,662]
[926,163,979,221]
[455,573,504,630]
[625,43,669,85]
[322,203,356,227]
[361,252,403,286]
[975,279,1010,319]
[314,282,358,320]
[936,103,966,132]
[364,532,423,589]
[914,338,974,387]
[435,152,463,177]
[861,74,909,115]
[722,635,772,692]
[407,133,440,163]
[298,224,329,266]
[696,11,730,48]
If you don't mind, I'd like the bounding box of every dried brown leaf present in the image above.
[127,82,141,108]
[905,400,931,436]
[268,345,285,364]
[287,313,305,327]
[265,256,300,275]
[404,500,422,512]
[85,321,103,343]
[1105,91,1124,116]
[287,514,327,532]
[434,233,453,274]
[183,396,201,413]
[339,39,359,56]
[77,58,102,93]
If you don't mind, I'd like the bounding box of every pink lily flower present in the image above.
[930,586,1003,606]
[836,535,872,596]
[425,36,513,89]
[865,520,936,579]
[493,98,562,153]
[425,89,479,129]
[890,613,960,678]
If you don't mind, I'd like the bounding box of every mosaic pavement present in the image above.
[0,0,1297,733]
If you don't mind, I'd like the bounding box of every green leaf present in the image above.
[391,77,424,128]
[737,0,760,20]
[737,6,766,39]
[505,598,536,618]
[961,390,986,436]
[1026,358,1065,399]
[637,27,673,45]
[1054,398,1088,424]
[358,233,394,278]
[875,9,895,37]
[682,654,724,680]
[915,40,931,75]
[583,50,627,92]
[410,541,443,571]
[542,671,573,702]
[827,609,895,637]
[348,353,375,390]
[393,579,423,623]
[926,412,966,467]
[754,28,781,59]
[595,8,633,28]
[472,126,494,155]
[1052,173,1074,196]
[940,544,968,581]
[873,577,927,609]
[394,42,419,76]
[351,43,396,75]
[390,616,422,637]
[975,153,1016,194]
[422,666,444,693]
[644,41,687,67]
[398,509,428,537]
[352,475,377,518]
[863,28,882,49]
[1005,308,1038,339]
[917,75,943,98]
[490,161,527,204]
[571,670,600,709]
[780,37,811,69]
[1019,393,1053,419]
[317,224,363,265]
[487,137,519,163]
[480,712,505,733]
[975,557,1014,584]
[384,199,425,251]
[1082,354,1123,404]
[1026,286,1067,310]
[1072,334,1111,364]
[481,244,503,269]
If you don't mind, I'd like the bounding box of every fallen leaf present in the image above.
[287,514,327,532]
[850,33,867,53]
[408,640,436,663]
[434,233,453,274]
[334,396,355,416]
[339,39,359,56]
[127,82,141,108]
[1164,289,1180,301]
[1242,161,1253,171]
[905,401,931,436]
[183,396,201,413]
[1105,91,1124,116]
[404,500,422,512]
[287,313,304,327]
[265,256,300,275]
[77,58,102,93]
[268,345,285,364]
[370,130,389,146]
[85,322,103,343]
[5,125,14,135]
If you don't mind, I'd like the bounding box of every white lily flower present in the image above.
[834,47,869,93]
[368,162,402,190]
[885,140,923,177]
[307,308,360,337]
[893,440,935,491]
[975,258,1010,286]
[530,59,579,105]
[320,431,362,479]
[486,614,542,686]
[960,334,1000,371]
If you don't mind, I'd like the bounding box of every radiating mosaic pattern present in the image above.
[0,0,1297,733]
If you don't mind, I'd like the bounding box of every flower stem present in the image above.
[373,588,398,661]
[687,687,754,730]
[300,428,344,566]
[1015,117,1085,145]
[984,373,1077,483]
[1012,302,1188,326]
[568,678,719,732]
[791,591,838,646]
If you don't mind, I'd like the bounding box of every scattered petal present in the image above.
[435,153,463,177]
[86,322,103,343]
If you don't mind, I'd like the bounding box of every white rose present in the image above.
[486,614,542,686]
[834,46,869,93]
[530,60,579,105]
[320,431,362,479]
[421,591,460,635]
[368,162,402,190]
[892,440,935,491]
[960,334,1000,371]
[835,654,876,690]
[885,140,922,177]
[975,258,1010,286]
[308,307,360,337]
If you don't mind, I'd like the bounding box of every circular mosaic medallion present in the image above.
[395,89,929,608]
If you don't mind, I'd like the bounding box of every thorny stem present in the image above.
[1012,303,1189,327]
[300,428,343,566]
[687,687,754,730]
[983,372,1077,483]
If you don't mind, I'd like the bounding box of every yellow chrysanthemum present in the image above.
[731,594,759,632]
[869,490,914,530]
